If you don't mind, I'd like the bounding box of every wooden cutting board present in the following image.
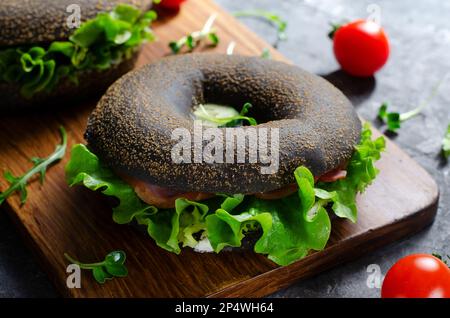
[0,0,439,297]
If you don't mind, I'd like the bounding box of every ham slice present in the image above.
[120,168,347,208]
[254,184,298,200]
[317,168,347,183]
[255,168,347,200]
[119,174,214,209]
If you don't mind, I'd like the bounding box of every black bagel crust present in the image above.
[0,52,138,111]
[0,0,152,47]
[85,54,362,194]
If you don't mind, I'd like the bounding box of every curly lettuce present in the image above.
[65,124,385,266]
[0,4,156,98]
[317,123,386,222]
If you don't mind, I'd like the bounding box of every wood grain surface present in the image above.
[0,0,439,297]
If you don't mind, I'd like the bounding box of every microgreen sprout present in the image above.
[194,102,257,127]
[377,80,442,133]
[442,124,450,159]
[169,14,220,54]
[226,41,236,55]
[64,250,128,284]
[233,10,287,46]
[0,126,67,205]
[261,48,272,59]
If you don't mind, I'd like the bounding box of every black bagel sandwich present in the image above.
[66,54,386,266]
[0,0,155,110]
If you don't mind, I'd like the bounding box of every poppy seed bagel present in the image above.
[0,0,152,47]
[0,0,152,109]
[0,53,138,111]
[85,54,362,194]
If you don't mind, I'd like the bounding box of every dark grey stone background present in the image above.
[0,0,448,298]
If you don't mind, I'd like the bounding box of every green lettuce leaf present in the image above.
[0,4,156,99]
[136,199,210,253]
[65,144,210,254]
[65,144,156,225]
[206,167,331,265]
[65,125,385,266]
[318,123,386,222]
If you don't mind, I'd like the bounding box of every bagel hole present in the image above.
[192,102,259,127]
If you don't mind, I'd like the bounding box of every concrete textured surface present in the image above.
[0,0,449,298]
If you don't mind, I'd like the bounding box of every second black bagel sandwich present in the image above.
[0,0,155,109]
[66,54,386,266]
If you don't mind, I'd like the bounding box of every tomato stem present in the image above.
[328,23,342,39]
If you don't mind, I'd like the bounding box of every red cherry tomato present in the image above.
[333,19,390,77]
[158,0,186,10]
[381,254,450,298]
